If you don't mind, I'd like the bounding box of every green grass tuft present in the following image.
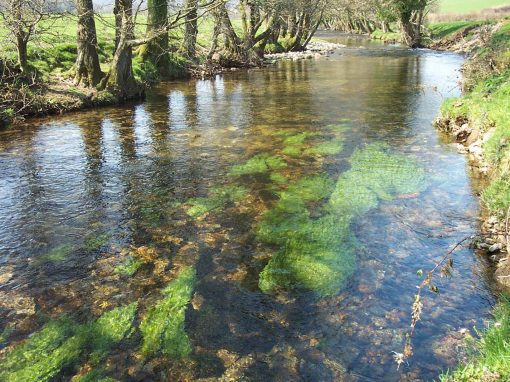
[440,297,510,381]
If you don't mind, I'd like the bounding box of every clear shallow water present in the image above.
[0,36,497,381]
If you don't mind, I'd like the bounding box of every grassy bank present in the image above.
[433,17,510,382]
[441,298,510,381]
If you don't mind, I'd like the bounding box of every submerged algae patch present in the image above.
[114,256,144,276]
[186,185,248,218]
[259,215,356,296]
[258,144,427,296]
[140,267,196,357]
[305,137,345,156]
[329,143,427,216]
[229,154,287,176]
[0,304,137,382]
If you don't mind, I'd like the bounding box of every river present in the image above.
[0,34,497,381]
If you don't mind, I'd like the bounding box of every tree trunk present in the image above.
[140,0,171,76]
[103,0,139,98]
[75,0,103,86]
[11,0,29,72]
[183,0,198,59]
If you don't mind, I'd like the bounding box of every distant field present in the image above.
[439,0,510,14]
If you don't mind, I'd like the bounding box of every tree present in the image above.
[385,0,435,47]
[139,0,172,77]
[183,0,198,59]
[0,0,68,73]
[74,0,103,86]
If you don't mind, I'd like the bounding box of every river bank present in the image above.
[430,19,510,382]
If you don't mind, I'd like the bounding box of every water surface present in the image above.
[0,35,496,381]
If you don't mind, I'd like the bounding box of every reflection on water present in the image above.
[0,36,496,381]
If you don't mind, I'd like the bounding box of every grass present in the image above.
[437,19,510,217]
[440,298,510,381]
[438,0,510,14]
[428,21,486,38]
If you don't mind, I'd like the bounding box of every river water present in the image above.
[0,35,497,381]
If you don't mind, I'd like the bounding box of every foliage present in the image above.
[140,267,196,357]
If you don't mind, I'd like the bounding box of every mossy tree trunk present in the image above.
[140,0,172,77]
[74,0,103,86]
[183,0,198,59]
[103,0,138,98]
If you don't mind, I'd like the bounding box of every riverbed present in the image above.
[0,35,497,381]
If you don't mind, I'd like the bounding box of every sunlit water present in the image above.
[0,35,497,381]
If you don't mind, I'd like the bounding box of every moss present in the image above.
[186,185,248,218]
[0,304,138,382]
[305,137,345,155]
[229,154,287,176]
[329,143,427,216]
[140,267,196,357]
[281,132,320,157]
[115,256,144,277]
[283,132,318,146]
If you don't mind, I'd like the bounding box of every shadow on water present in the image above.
[0,35,497,381]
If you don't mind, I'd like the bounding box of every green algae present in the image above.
[282,145,302,157]
[88,302,138,358]
[186,185,248,218]
[0,318,80,382]
[324,124,351,133]
[270,172,288,184]
[36,244,75,264]
[305,137,345,156]
[229,154,287,177]
[140,267,196,358]
[259,215,357,296]
[283,132,319,146]
[76,369,118,382]
[84,232,110,252]
[258,144,427,296]
[0,304,138,382]
[114,256,144,277]
[282,175,334,201]
[328,143,427,216]
[281,132,320,157]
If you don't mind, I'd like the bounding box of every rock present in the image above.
[489,243,503,253]
[211,53,221,63]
